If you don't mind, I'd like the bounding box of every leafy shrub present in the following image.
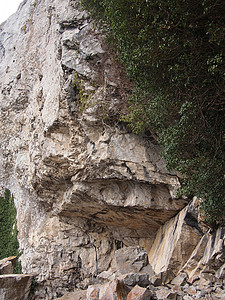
[0,189,21,271]
[81,0,225,226]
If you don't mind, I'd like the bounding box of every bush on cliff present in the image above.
[81,0,225,226]
[0,189,21,272]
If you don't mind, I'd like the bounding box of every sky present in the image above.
[0,0,23,24]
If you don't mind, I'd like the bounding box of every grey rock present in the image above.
[170,273,187,286]
[115,246,151,274]
[118,273,150,287]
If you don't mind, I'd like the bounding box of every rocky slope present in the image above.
[0,0,224,299]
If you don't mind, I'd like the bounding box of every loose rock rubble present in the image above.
[58,222,224,299]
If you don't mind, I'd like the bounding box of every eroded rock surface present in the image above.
[0,0,224,299]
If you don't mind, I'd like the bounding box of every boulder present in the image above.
[100,279,130,300]
[115,246,153,274]
[118,273,150,287]
[127,285,153,300]
[148,202,204,276]
[57,289,86,299]
[155,286,173,299]
[86,285,100,300]
[0,274,32,300]
[170,273,187,286]
[0,256,17,275]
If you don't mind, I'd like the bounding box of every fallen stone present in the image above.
[193,277,211,289]
[152,270,175,285]
[115,246,150,274]
[186,285,197,296]
[194,290,208,299]
[57,289,86,300]
[155,286,173,299]
[0,274,32,300]
[100,279,129,300]
[148,203,203,276]
[86,286,100,300]
[170,272,187,286]
[0,256,17,275]
[167,284,183,296]
[127,285,153,300]
[86,283,110,300]
[97,270,116,283]
[118,273,150,287]
[166,293,179,300]
[211,292,225,300]
[183,296,194,300]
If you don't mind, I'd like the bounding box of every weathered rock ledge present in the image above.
[0,0,224,299]
[0,257,32,300]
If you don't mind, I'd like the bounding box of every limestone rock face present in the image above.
[0,0,224,299]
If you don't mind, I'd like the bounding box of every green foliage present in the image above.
[0,189,21,271]
[72,73,95,112]
[81,0,225,226]
[28,278,38,300]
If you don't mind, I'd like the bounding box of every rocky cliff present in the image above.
[0,1,224,299]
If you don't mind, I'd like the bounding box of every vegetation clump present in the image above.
[0,189,21,272]
[81,0,225,226]
[72,73,95,112]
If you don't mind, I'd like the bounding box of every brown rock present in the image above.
[100,279,129,300]
[57,289,86,300]
[167,284,183,296]
[0,274,32,300]
[0,256,17,275]
[155,286,172,299]
[148,204,203,276]
[186,285,197,296]
[86,286,100,300]
[127,285,153,300]
[202,296,213,300]
[194,277,211,289]
[166,293,179,300]
[150,270,175,285]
